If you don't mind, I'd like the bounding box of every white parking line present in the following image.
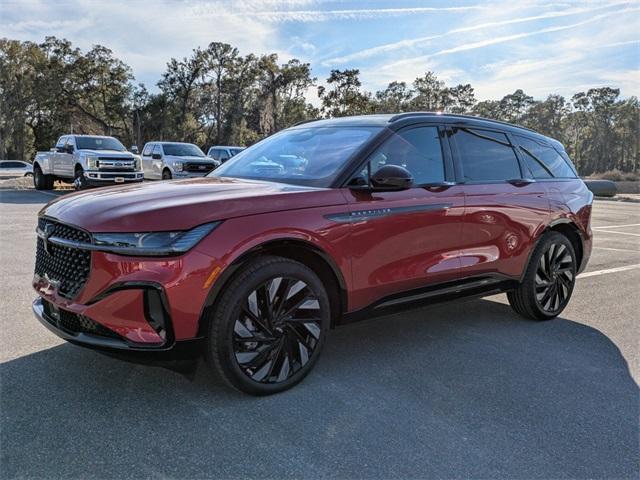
[578,264,640,278]
[593,230,640,237]
[593,246,640,253]
[593,223,640,229]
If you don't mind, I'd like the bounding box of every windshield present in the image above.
[163,144,205,157]
[209,126,381,187]
[76,136,126,151]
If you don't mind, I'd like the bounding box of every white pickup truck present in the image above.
[33,135,143,190]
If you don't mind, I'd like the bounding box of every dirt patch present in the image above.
[0,177,73,191]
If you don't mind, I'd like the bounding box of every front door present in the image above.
[342,124,466,311]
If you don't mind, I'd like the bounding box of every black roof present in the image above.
[292,112,561,147]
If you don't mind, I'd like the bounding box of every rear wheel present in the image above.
[508,232,576,320]
[205,256,330,395]
[162,169,172,180]
[33,165,53,190]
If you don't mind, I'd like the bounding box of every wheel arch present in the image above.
[197,238,348,336]
[518,219,585,283]
[547,219,584,270]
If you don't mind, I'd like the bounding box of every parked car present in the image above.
[207,145,245,163]
[0,160,33,178]
[32,135,143,190]
[32,113,593,395]
[141,142,220,180]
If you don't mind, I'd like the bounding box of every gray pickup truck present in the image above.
[32,135,143,190]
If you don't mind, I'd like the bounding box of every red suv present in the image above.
[32,113,593,395]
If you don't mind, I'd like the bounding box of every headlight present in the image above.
[174,161,183,172]
[86,156,99,169]
[92,222,220,256]
[134,156,141,171]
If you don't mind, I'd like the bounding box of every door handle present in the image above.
[507,178,535,187]
[423,181,457,191]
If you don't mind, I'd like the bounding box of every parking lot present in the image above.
[1,188,638,479]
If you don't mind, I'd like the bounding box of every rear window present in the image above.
[452,128,521,182]
[514,135,577,179]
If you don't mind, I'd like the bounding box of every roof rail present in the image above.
[292,118,321,127]
[389,111,539,134]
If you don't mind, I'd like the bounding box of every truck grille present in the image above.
[98,157,136,171]
[184,162,215,173]
[35,218,91,299]
[41,299,121,339]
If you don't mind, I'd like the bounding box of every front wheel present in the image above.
[162,169,172,180]
[508,232,577,320]
[74,167,88,190]
[205,256,330,395]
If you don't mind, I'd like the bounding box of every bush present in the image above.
[590,169,639,182]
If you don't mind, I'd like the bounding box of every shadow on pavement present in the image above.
[0,189,66,205]
[1,299,638,479]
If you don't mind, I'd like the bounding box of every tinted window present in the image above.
[162,143,205,157]
[212,126,381,187]
[0,162,25,168]
[514,135,577,178]
[453,128,521,182]
[76,136,126,151]
[367,126,445,185]
[219,149,230,161]
[142,144,154,156]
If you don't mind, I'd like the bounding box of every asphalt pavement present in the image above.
[1,188,638,479]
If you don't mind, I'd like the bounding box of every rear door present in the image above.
[450,126,550,280]
[342,124,466,310]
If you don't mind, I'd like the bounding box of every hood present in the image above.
[79,149,134,157]
[164,155,214,163]
[41,177,345,232]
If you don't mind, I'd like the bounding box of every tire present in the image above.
[33,165,53,190]
[74,167,88,190]
[162,169,172,180]
[24,172,33,177]
[508,232,577,320]
[205,255,330,395]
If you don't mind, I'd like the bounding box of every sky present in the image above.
[2,0,639,103]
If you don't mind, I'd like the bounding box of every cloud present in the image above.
[323,1,633,66]
[379,6,640,73]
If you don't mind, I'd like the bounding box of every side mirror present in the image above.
[152,153,162,160]
[130,145,139,154]
[65,145,74,154]
[370,165,414,191]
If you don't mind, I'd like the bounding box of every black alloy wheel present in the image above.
[206,256,330,395]
[233,276,322,384]
[508,231,577,320]
[534,242,575,314]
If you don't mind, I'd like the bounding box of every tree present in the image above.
[373,81,413,113]
[318,69,372,117]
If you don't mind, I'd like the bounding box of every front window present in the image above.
[211,126,382,187]
[76,136,126,151]
[162,144,205,157]
[229,148,244,157]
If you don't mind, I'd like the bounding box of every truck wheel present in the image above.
[74,167,88,190]
[33,165,53,190]
[162,169,172,180]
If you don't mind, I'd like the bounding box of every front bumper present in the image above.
[85,170,144,185]
[32,296,203,362]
